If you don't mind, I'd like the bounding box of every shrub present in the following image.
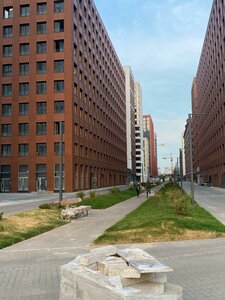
[172,195,191,216]
[111,187,119,194]
[39,203,51,209]
[89,190,96,198]
[166,190,184,207]
[0,212,3,221]
[77,191,85,200]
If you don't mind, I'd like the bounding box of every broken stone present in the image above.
[90,245,117,256]
[117,248,173,273]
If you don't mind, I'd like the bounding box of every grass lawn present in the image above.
[0,208,67,249]
[94,183,225,244]
[80,188,136,209]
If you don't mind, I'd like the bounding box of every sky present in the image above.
[94,0,213,173]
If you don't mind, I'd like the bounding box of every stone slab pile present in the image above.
[60,246,183,299]
[61,206,91,220]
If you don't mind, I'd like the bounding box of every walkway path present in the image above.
[1,186,225,299]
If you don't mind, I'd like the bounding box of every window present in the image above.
[36,122,47,135]
[19,63,29,75]
[54,121,64,134]
[3,26,13,38]
[37,41,46,54]
[1,144,11,156]
[19,144,29,156]
[37,22,46,34]
[19,83,29,95]
[54,0,64,12]
[54,40,64,52]
[19,123,29,135]
[3,45,12,57]
[3,64,12,77]
[19,103,29,115]
[54,142,64,155]
[2,84,12,96]
[54,20,64,32]
[54,100,64,113]
[54,80,64,92]
[20,24,29,36]
[2,104,12,116]
[3,7,13,19]
[1,124,12,136]
[36,81,47,94]
[54,60,64,72]
[36,61,47,74]
[37,143,47,156]
[20,43,29,55]
[37,2,47,14]
[37,102,47,114]
[20,5,30,16]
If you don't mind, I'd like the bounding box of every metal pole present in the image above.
[59,121,63,202]
[188,114,195,205]
[179,148,183,189]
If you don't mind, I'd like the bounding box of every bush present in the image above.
[172,195,191,216]
[39,203,51,209]
[111,187,119,194]
[89,190,96,198]
[77,191,85,200]
[0,212,3,221]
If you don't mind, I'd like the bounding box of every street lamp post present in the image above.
[163,153,173,179]
[188,113,195,205]
[188,112,207,205]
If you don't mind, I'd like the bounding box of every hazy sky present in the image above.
[94,0,212,173]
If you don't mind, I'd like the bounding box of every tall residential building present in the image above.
[123,66,136,183]
[143,114,157,180]
[134,81,144,182]
[190,0,225,187]
[0,0,127,192]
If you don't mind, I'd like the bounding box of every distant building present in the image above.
[134,82,144,182]
[0,0,127,192]
[188,0,225,187]
[143,115,157,180]
[123,66,136,183]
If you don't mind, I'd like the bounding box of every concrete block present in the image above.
[90,245,117,256]
[148,273,168,284]
[108,266,141,278]
[79,253,108,265]
[60,249,182,300]
[117,249,173,273]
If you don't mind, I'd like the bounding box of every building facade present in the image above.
[123,66,136,183]
[134,81,144,182]
[143,114,157,180]
[191,0,225,187]
[0,0,127,192]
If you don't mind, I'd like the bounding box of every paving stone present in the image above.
[90,245,117,256]
[117,249,173,273]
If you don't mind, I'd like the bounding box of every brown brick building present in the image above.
[191,0,225,187]
[0,0,127,192]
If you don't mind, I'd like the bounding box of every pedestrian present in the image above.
[146,183,151,198]
[135,182,140,197]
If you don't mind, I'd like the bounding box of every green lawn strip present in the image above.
[0,208,67,249]
[94,184,225,244]
[80,188,136,209]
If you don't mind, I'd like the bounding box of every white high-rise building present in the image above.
[123,66,136,183]
[134,82,144,182]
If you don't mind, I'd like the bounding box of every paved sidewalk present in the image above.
[1,188,225,299]
[0,192,149,300]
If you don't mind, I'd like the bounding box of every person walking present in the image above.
[135,182,140,197]
[146,182,151,198]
